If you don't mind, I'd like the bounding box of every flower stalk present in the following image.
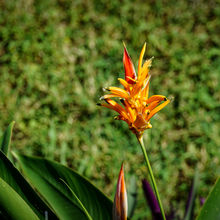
[137,136,166,220]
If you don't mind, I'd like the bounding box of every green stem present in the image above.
[137,136,166,220]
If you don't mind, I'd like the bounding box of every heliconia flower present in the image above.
[113,163,127,220]
[99,43,170,138]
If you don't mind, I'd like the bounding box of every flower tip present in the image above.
[103,87,110,92]
[122,41,127,49]
[123,44,129,58]
[143,42,147,53]
[123,42,129,55]
[149,56,154,64]
[120,162,124,173]
[168,96,175,102]
[113,163,127,220]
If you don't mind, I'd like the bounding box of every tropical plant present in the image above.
[0,44,219,220]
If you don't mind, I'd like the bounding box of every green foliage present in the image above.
[0,121,15,155]
[184,170,199,220]
[0,177,39,220]
[0,122,219,219]
[0,0,219,218]
[127,175,137,218]
[197,178,220,220]
[16,153,113,220]
[0,123,113,220]
[0,151,57,219]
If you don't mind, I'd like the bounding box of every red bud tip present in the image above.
[123,44,136,84]
[113,163,127,220]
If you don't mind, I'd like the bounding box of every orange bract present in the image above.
[99,43,170,138]
[113,163,127,220]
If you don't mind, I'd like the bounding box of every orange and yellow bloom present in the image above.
[113,163,127,220]
[99,43,170,138]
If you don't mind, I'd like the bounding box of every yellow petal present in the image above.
[146,101,160,111]
[100,94,119,100]
[131,59,152,96]
[105,99,128,119]
[142,83,150,100]
[118,78,130,91]
[138,43,146,79]
[147,99,170,120]
[121,99,136,122]
[140,75,151,100]
[108,87,130,99]
[146,95,167,104]
[139,58,152,83]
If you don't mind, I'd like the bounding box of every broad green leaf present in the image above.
[17,154,113,220]
[0,121,15,156]
[60,179,93,220]
[127,175,137,218]
[0,177,39,220]
[0,151,58,220]
[196,177,220,220]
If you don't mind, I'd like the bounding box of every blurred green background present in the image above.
[0,0,219,219]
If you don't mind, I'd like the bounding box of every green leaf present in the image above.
[196,177,220,220]
[16,154,113,220]
[0,151,58,220]
[184,170,199,220]
[0,121,15,156]
[127,175,137,218]
[0,177,39,220]
[60,179,93,220]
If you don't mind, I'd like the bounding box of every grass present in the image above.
[0,0,220,219]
